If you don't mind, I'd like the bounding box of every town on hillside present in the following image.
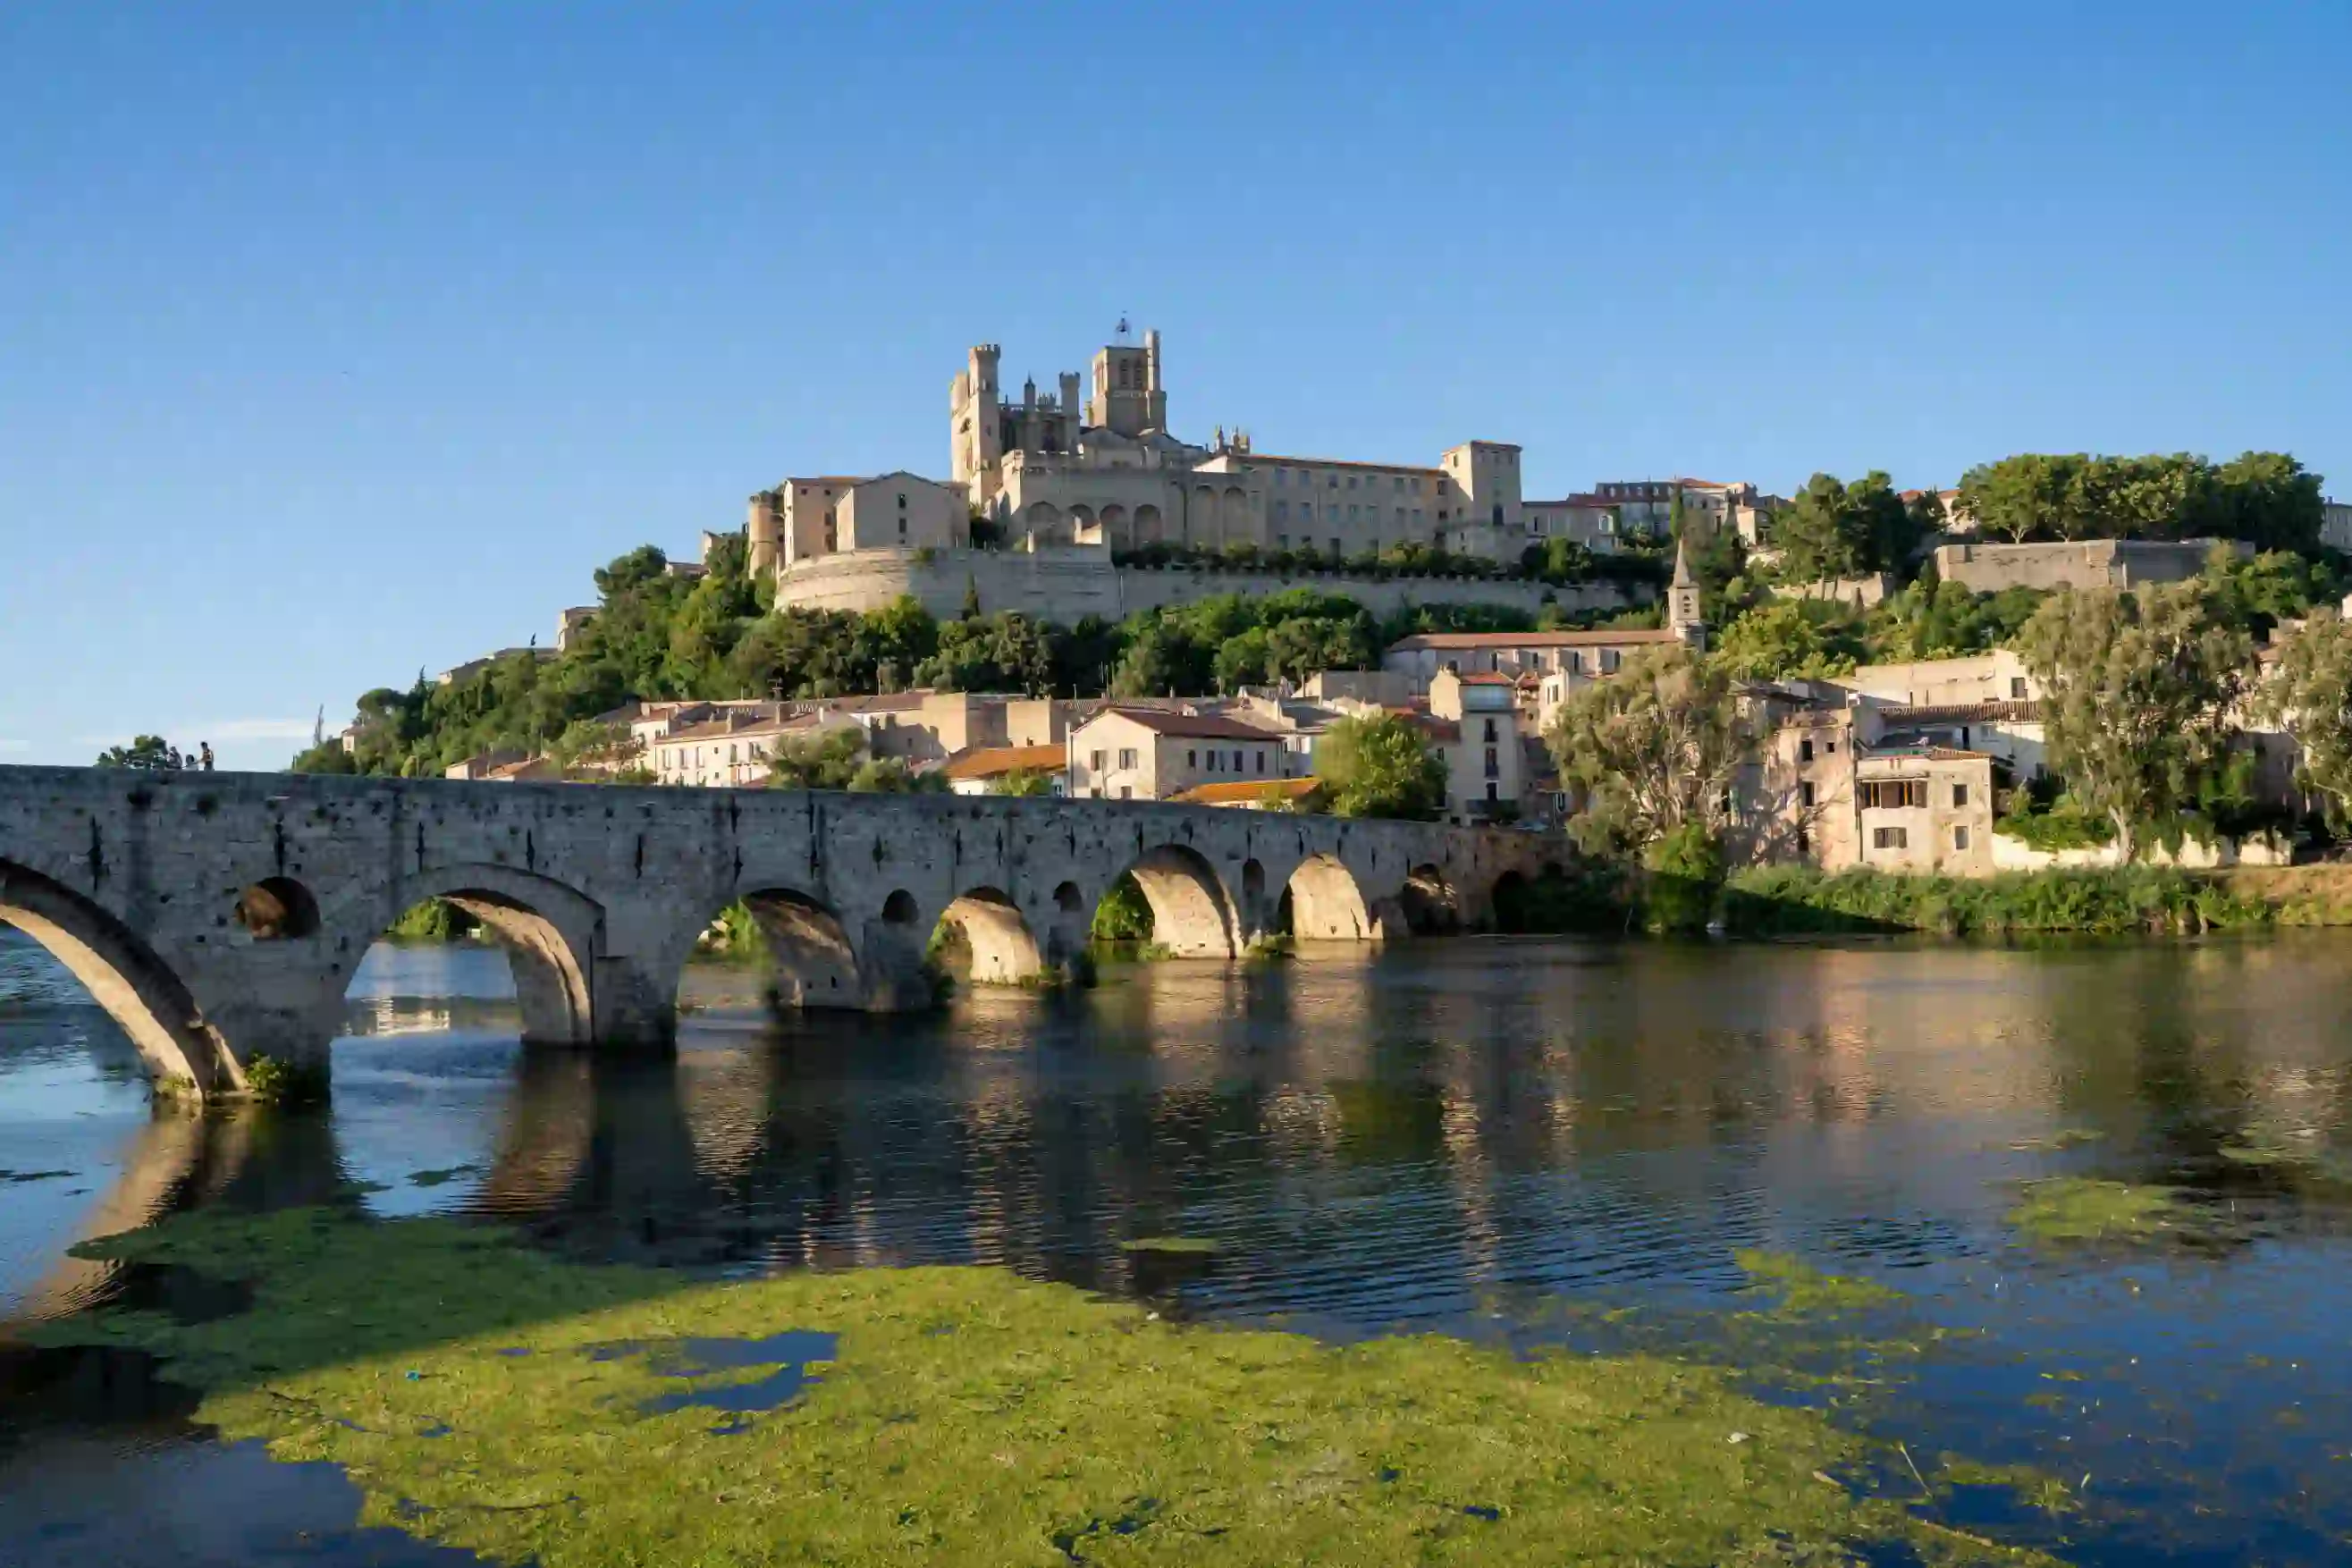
[306,325,2352,883]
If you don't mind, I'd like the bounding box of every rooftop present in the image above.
[941,744,1067,781]
[1077,706,1278,741]
[1168,777,1325,806]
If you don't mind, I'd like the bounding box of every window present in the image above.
[1256,749,1267,771]
[1872,826,1909,850]
[898,517,906,537]
[1482,718,1497,742]
[1859,780,1928,810]
[2011,677,2027,699]
[1601,650,1622,673]
[1347,476,1358,489]
[1800,738,1815,763]
[1484,747,1500,778]
[1187,749,1196,768]
[1274,501,1288,522]
[1232,749,1244,771]
[1329,537,1342,555]
[1824,738,1836,754]
[1207,752,1219,773]
[1952,782,1968,807]
[1117,747,1138,770]
[1277,534,1288,549]
[1953,826,1971,850]
[898,493,906,508]
[1120,786,1133,799]
[1800,780,1817,807]
[1346,504,1358,521]
[1486,781,1499,802]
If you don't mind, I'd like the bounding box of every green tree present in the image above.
[765,729,868,790]
[2259,608,2352,820]
[1711,601,1862,681]
[2014,583,2252,859]
[1544,647,1754,852]
[95,735,179,770]
[1312,713,1446,820]
[990,767,1056,798]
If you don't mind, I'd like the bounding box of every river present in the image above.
[4,927,2352,1564]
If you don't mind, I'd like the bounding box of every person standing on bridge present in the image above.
[199,742,215,771]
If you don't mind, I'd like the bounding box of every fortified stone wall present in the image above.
[0,766,1562,1098]
[777,546,1648,621]
[1932,538,2245,594]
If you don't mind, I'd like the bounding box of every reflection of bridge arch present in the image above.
[0,857,236,1092]
[729,887,864,1009]
[323,864,602,1049]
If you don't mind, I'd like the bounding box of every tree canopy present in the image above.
[1311,713,1447,821]
[2014,582,2253,859]
[1544,647,1755,853]
[95,735,181,770]
[1956,451,2322,554]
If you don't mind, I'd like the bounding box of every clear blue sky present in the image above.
[4,2,2347,768]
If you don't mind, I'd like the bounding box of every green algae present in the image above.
[1735,1250,1904,1315]
[2006,1177,2187,1244]
[32,1209,2053,1566]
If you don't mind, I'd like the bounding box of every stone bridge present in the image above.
[0,766,1562,1098]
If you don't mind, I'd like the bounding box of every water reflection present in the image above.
[9,932,2352,1563]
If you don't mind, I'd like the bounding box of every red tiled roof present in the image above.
[941,744,1066,781]
[1169,777,1324,806]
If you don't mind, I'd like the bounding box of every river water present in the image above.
[5,927,2352,1564]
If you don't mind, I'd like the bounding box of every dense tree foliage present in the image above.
[1311,713,1448,820]
[2015,582,2253,860]
[1710,601,1865,681]
[1544,648,1756,854]
[2260,610,2352,822]
[95,735,181,770]
[1769,472,1920,586]
[1956,451,2322,553]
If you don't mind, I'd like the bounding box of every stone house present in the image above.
[1931,538,2245,594]
[1066,708,1285,801]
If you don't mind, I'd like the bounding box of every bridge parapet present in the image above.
[0,766,1564,1097]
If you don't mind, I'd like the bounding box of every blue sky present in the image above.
[3,2,2347,768]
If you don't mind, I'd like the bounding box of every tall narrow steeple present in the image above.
[1668,539,1707,651]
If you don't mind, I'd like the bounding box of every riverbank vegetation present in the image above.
[33,1207,2049,1566]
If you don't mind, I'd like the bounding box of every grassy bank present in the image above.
[32,1208,2047,1566]
[1498,861,2352,939]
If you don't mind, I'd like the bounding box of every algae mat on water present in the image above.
[32,1210,2046,1565]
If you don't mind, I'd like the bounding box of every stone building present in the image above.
[1755,707,1996,875]
[1066,708,1286,801]
[1420,670,1527,823]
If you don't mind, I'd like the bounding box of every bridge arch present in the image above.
[726,885,864,1010]
[325,864,603,1049]
[1110,844,1241,958]
[1285,853,1376,942]
[1401,862,1460,934]
[930,887,1046,987]
[0,856,238,1095]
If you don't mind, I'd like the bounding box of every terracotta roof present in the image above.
[1387,628,1682,651]
[1169,777,1325,806]
[1077,706,1277,741]
[1454,671,1519,686]
[942,744,1066,781]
